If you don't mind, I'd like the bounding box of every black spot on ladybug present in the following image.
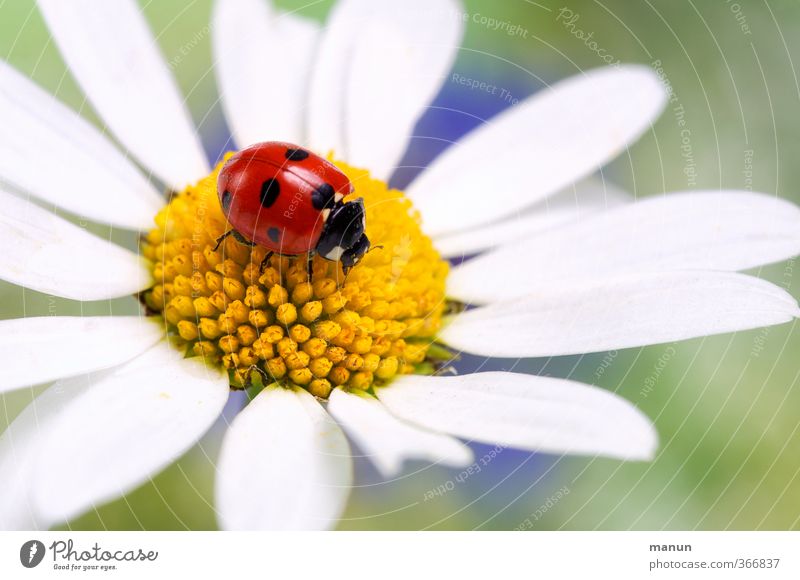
[285,148,309,161]
[260,178,280,208]
[312,183,335,210]
[267,227,281,244]
[221,190,232,213]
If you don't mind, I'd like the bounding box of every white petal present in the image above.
[435,177,631,258]
[309,0,461,172]
[0,316,162,394]
[213,0,319,147]
[440,271,800,358]
[0,61,164,230]
[38,0,209,189]
[344,0,464,180]
[0,385,89,530]
[327,388,473,477]
[408,66,668,236]
[306,0,367,157]
[31,342,229,524]
[449,191,800,303]
[216,386,352,530]
[378,372,657,460]
[0,186,151,300]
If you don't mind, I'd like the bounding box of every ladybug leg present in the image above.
[213,230,234,251]
[232,230,256,247]
[306,253,315,282]
[259,251,274,273]
[214,229,255,251]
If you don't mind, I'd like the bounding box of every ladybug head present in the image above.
[316,198,371,273]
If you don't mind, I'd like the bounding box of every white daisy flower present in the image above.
[1,0,799,531]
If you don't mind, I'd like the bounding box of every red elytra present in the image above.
[217,141,354,255]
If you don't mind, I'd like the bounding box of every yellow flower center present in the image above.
[141,155,449,398]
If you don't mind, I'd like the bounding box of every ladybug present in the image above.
[215,142,370,277]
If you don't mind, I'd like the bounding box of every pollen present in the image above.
[141,156,449,398]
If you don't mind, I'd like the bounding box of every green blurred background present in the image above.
[1,0,799,530]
